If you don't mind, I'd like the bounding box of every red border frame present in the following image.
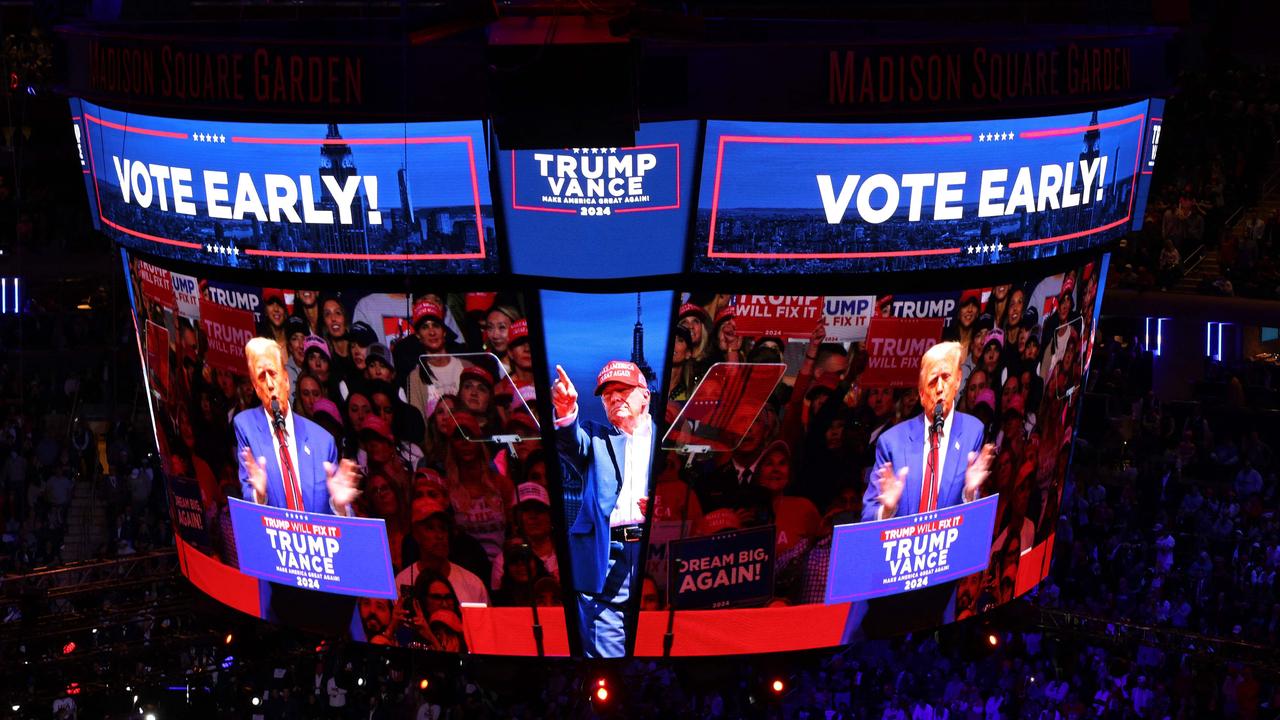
[83,113,489,262]
[704,113,1146,260]
[509,144,683,215]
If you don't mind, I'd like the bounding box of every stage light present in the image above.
[987,633,999,647]
[358,677,365,687]
[224,633,233,645]
[10,705,18,712]
[62,642,76,654]
[145,714,156,720]
[595,687,609,702]
[771,679,785,694]
[597,679,607,688]
[251,697,260,706]
[419,679,430,690]
[222,656,234,670]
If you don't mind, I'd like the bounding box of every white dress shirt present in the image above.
[554,404,651,528]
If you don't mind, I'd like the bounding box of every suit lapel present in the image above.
[939,417,965,504]
[600,429,625,516]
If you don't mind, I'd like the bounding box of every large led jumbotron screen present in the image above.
[91,97,1148,656]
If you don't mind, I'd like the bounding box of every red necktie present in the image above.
[920,426,940,514]
[275,424,304,511]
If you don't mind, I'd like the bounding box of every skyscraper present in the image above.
[630,293,658,392]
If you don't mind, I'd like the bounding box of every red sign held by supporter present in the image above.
[146,321,170,393]
[199,298,255,374]
[860,317,946,387]
[136,259,176,309]
[731,295,823,339]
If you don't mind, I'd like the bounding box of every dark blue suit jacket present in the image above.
[861,412,984,522]
[556,414,652,594]
[234,408,338,515]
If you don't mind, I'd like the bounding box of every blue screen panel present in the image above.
[76,100,496,275]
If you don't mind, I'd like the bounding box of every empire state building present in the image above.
[314,123,371,272]
[630,293,658,392]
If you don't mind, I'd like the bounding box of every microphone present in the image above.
[931,400,945,435]
[270,397,286,431]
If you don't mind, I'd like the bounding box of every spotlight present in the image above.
[145,714,156,720]
[419,679,429,690]
[597,679,606,688]
[224,633,234,645]
[771,679,785,694]
[595,687,609,702]
[11,705,19,712]
[358,678,365,687]
[251,697,260,706]
[987,633,999,647]
[62,642,76,655]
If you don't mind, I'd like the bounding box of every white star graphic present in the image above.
[978,134,985,142]
[232,246,239,255]
[205,244,213,252]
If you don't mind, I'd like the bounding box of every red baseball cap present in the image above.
[459,365,495,389]
[959,289,983,308]
[411,300,444,329]
[594,360,647,396]
[714,307,735,326]
[359,415,395,444]
[508,318,529,346]
[678,303,710,323]
[451,411,482,438]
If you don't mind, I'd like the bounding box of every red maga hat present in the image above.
[459,365,495,389]
[677,303,710,323]
[411,300,444,328]
[594,360,647,396]
[508,318,529,345]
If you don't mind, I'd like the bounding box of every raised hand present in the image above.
[875,461,908,520]
[552,364,578,419]
[241,447,268,504]
[964,443,996,502]
[325,459,362,514]
[807,319,827,357]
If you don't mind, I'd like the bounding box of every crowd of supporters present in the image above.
[647,265,1098,618]
[1113,66,1280,296]
[131,268,557,651]
[0,359,171,576]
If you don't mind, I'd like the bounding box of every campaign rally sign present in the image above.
[145,320,170,394]
[168,474,211,551]
[501,121,696,280]
[732,295,824,339]
[198,298,254,374]
[76,100,495,274]
[228,498,396,599]
[136,258,176,310]
[822,295,877,343]
[510,145,680,216]
[170,271,201,320]
[859,316,947,387]
[825,495,998,603]
[695,100,1155,274]
[669,525,775,610]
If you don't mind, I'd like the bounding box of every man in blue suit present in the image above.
[862,341,994,522]
[552,360,652,658]
[855,341,994,637]
[236,337,363,635]
[236,337,360,516]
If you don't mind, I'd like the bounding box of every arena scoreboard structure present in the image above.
[62,15,1173,657]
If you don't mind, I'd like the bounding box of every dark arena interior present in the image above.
[3,0,1280,717]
